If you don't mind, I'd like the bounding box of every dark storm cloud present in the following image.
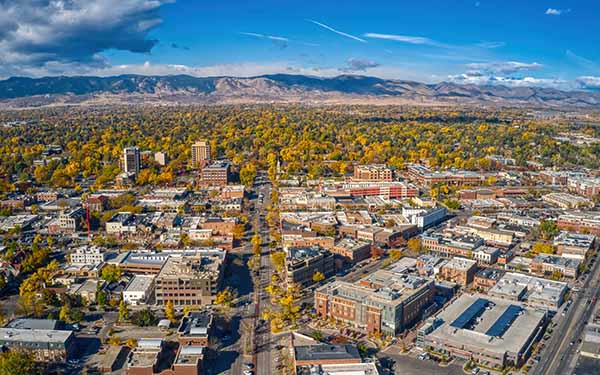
[0,0,171,75]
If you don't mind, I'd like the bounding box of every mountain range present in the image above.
[1,74,599,109]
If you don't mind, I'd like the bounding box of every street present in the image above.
[532,252,600,375]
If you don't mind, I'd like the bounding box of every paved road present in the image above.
[255,181,275,375]
[532,254,600,375]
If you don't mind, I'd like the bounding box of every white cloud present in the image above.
[363,32,448,48]
[576,76,600,89]
[466,61,543,74]
[448,72,569,89]
[476,41,506,49]
[307,20,367,43]
[239,32,289,48]
[545,8,570,15]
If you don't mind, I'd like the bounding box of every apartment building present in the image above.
[286,246,335,286]
[70,245,106,266]
[352,164,394,182]
[0,319,75,362]
[422,232,484,258]
[558,211,600,235]
[200,160,230,186]
[48,207,85,234]
[553,231,596,260]
[123,147,141,175]
[405,163,485,187]
[191,140,211,168]
[155,250,225,306]
[331,238,372,264]
[315,269,434,335]
[438,257,478,286]
[531,254,580,279]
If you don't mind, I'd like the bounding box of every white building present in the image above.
[70,246,106,266]
[123,275,155,306]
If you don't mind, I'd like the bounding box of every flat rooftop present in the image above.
[426,293,546,356]
[125,275,155,293]
[294,344,360,362]
[0,328,72,344]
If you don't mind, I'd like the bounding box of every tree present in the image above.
[59,304,72,323]
[125,338,138,348]
[540,220,559,240]
[251,233,262,256]
[532,242,555,255]
[131,308,157,327]
[215,288,235,309]
[444,199,461,210]
[407,238,423,253]
[0,274,6,291]
[389,249,403,262]
[42,289,59,306]
[96,290,108,307]
[0,350,36,375]
[165,300,176,323]
[270,251,286,274]
[101,265,123,283]
[118,300,129,322]
[232,224,246,240]
[312,271,325,283]
[239,163,257,187]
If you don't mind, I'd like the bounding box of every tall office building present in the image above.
[123,147,141,175]
[191,140,211,168]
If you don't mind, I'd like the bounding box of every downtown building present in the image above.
[315,269,434,336]
[352,164,394,182]
[405,163,485,187]
[418,294,547,369]
[200,160,231,186]
[286,246,335,286]
[154,249,226,306]
[557,211,600,235]
[123,146,141,175]
[191,140,211,168]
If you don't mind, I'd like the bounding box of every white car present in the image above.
[243,371,254,375]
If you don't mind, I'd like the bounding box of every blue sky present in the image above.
[1,0,599,89]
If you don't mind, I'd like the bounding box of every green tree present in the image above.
[239,163,257,187]
[96,290,108,307]
[118,300,129,322]
[269,251,286,274]
[540,220,559,240]
[131,309,157,327]
[407,238,423,253]
[101,265,123,283]
[0,350,36,375]
[59,304,72,323]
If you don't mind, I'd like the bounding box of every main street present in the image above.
[254,179,275,375]
[532,253,600,375]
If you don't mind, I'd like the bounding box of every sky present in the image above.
[1,0,599,90]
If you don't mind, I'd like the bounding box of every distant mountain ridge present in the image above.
[1,73,599,108]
